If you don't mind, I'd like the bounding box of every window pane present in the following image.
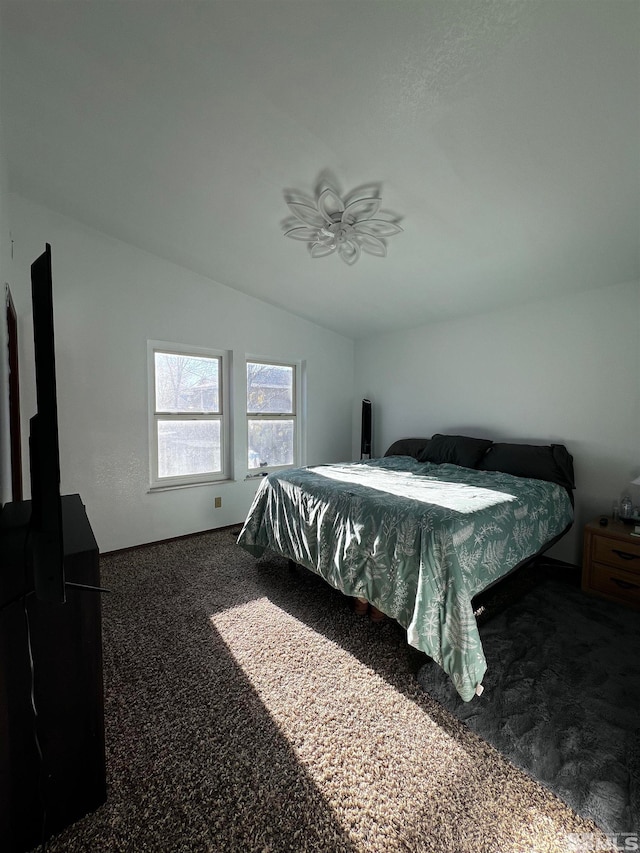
[155,352,220,413]
[247,362,293,414]
[157,420,221,478]
[248,419,294,469]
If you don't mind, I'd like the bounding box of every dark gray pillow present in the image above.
[384,438,430,459]
[417,434,492,469]
[479,442,575,490]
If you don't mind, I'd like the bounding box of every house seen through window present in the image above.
[150,344,229,487]
[247,361,296,471]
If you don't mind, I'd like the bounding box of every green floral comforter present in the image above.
[237,456,573,701]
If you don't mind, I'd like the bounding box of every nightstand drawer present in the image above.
[588,561,640,606]
[593,535,640,571]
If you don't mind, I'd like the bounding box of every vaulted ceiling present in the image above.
[2,1,639,339]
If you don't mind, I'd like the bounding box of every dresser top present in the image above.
[585,517,640,541]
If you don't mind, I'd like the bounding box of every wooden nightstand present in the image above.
[582,518,640,609]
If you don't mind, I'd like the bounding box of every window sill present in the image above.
[148,478,233,494]
[245,464,298,481]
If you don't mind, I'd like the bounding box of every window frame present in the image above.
[148,340,231,490]
[246,357,301,475]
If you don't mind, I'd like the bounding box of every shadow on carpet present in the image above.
[417,570,640,836]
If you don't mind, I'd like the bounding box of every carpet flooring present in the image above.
[417,565,640,838]
[35,530,619,852]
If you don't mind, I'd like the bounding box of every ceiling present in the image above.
[2,1,639,340]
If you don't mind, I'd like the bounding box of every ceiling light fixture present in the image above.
[282,177,403,266]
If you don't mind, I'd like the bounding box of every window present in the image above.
[247,360,298,471]
[149,342,229,488]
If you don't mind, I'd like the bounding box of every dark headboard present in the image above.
[384,435,575,498]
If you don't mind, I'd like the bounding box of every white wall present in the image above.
[9,194,355,552]
[9,190,639,567]
[354,281,640,564]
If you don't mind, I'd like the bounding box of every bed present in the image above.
[237,434,575,701]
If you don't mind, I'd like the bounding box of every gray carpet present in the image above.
[35,531,615,852]
[417,566,640,838]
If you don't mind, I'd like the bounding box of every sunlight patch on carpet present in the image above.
[210,596,597,852]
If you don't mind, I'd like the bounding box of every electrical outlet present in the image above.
[214,497,222,509]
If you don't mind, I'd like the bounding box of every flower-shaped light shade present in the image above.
[283,181,402,265]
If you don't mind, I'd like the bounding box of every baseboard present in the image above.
[100,523,243,558]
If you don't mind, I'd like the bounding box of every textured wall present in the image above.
[9,194,355,552]
[354,281,640,564]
